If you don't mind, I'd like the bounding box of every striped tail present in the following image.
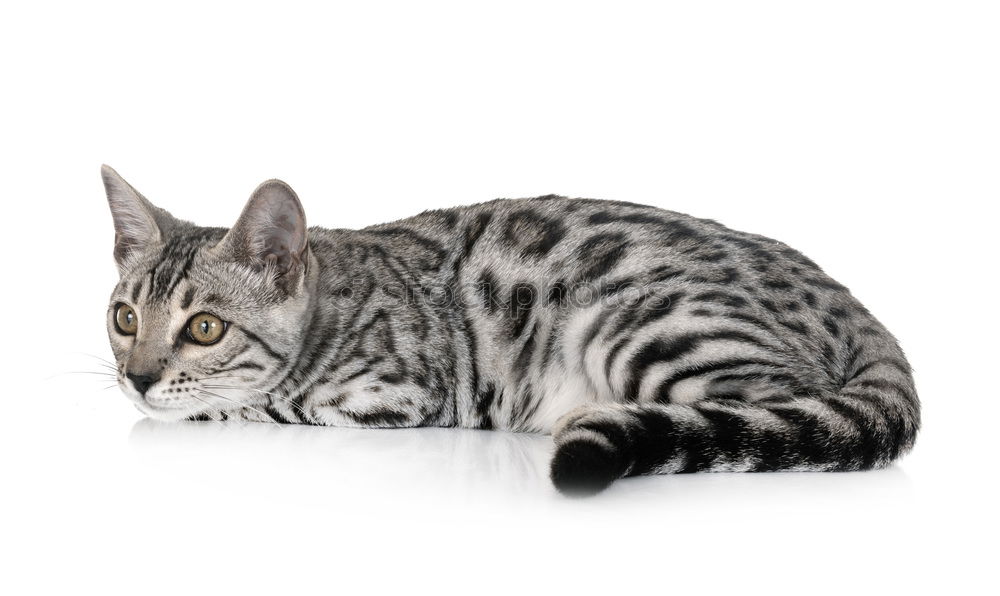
[549,354,920,496]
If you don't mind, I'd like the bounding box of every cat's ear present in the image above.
[101,165,171,269]
[217,178,308,287]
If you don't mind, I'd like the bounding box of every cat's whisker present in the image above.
[195,389,275,423]
[202,384,282,398]
[200,375,254,383]
[217,386,309,418]
[203,382,265,392]
[187,394,228,427]
[189,392,239,426]
[72,355,120,375]
[86,352,116,365]
[202,384,309,418]
[252,392,308,419]
[69,351,118,369]
[49,370,120,382]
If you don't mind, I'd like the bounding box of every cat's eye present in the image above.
[114,303,138,335]
[186,312,227,345]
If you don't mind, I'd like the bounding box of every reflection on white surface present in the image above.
[129,419,557,500]
[128,418,915,508]
[8,374,984,595]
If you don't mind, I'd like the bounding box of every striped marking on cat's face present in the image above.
[107,275,282,421]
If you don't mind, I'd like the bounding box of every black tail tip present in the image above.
[550,439,626,497]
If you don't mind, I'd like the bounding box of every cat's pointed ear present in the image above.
[218,178,308,286]
[102,165,170,269]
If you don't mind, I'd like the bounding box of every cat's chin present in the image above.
[132,397,207,422]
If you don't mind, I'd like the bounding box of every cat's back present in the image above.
[353,194,736,266]
[356,195,830,291]
[332,194,859,325]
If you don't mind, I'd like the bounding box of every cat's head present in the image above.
[102,165,312,420]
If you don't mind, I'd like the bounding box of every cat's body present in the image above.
[103,166,919,494]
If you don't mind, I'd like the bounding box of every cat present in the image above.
[102,165,920,495]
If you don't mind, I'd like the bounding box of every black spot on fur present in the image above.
[587,211,702,246]
[463,211,494,256]
[804,276,847,291]
[649,265,686,283]
[823,316,841,338]
[343,407,410,427]
[763,277,794,290]
[547,280,569,306]
[779,319,809,335]
[514,320,538,372]
[828,306,850,319]
[694,249,729,263]
[180,287,195,309]
[476,383,497,430]
[508,282,538,338]
[759,298,781,313]
[692,290,748,308]
[576,232,629,282]
[505,209,566,258]
[477,270,501,313]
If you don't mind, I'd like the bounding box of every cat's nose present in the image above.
[126,372,161,396]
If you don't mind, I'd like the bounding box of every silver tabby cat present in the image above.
[103,165,919,495]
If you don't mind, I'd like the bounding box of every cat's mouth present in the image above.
[121,387,209,421]
[122,381,259,421]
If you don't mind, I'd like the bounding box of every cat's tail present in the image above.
[548,355,920,496]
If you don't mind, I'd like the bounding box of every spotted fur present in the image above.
[103,166,920,495]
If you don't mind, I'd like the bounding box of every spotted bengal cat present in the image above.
[103,165,919,495]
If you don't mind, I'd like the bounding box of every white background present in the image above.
[1,1,997,594]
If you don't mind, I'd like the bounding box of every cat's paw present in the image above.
[550,406,635,497]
